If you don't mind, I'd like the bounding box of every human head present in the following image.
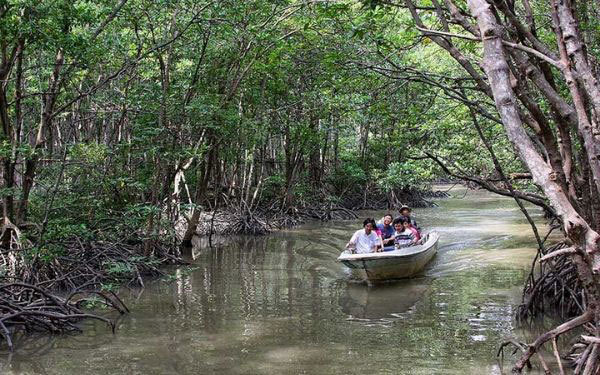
[369,219,378,234]
[403,220,411,229]
[363,218,374,233]
[383,214,393,226]
[400,205,411,216]
[393,217,404,232]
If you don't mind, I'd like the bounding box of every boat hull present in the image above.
[338,232,439,281]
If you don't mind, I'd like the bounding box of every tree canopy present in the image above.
[2,0,600,369]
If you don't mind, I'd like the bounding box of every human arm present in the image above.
[410,227,421,243]
[372,228,384,252]
[393,234,400,249]
[412,218,421,232]
[345,231,359,250]
[394,232,413,248]
[370,233,380,253]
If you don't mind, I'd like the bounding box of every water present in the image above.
[2,187,562,374]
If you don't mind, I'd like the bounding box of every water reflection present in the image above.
[340,280,429,319]
[2,187,555,374]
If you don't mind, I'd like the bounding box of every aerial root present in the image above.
[187,186,447,237]
[0,281,127,351]
[192,204,359,236]
[499,311,595,372]
[502,239,600,373]
[0,235,178,350]
[518,242,582,322]
[1,237,183,291]
[504,293,600,373]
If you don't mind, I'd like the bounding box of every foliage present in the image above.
[0,0,530,248]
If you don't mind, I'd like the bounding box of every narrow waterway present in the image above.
[3,186,560,374]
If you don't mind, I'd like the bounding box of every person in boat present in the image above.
[396,205,420,233]
[346,218,381,254]
[406,220,421,243]
[393,217,416,249]
[376,214,395,247]
[370,218,386,250]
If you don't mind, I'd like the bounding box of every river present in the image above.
[2,186,560,374]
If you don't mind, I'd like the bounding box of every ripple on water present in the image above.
[2,186,554,375]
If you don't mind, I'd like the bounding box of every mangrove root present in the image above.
[0,280,127,351]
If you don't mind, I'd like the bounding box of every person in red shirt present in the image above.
[406,220,421,243]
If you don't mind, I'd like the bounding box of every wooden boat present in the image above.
[337,231,439,282]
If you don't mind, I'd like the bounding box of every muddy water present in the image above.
[3,187,561,374]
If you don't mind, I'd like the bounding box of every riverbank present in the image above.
[0,234,184,351]
[180,186,449,237]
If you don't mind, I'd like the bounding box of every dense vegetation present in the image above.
[0,1,465,249]
[1,0,600,372]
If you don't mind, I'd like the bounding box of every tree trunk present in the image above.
[181,147,214,245]
[17,48,64,224]
[465,0,600,355]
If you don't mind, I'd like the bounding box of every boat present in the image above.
[337,231,439,282]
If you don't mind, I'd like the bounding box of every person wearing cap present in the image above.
[396,205,420,233]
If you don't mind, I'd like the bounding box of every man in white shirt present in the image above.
[346,218,380,254]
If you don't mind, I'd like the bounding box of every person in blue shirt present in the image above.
[376,214,395,247]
